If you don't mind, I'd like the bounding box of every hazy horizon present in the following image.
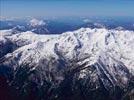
[1,0,134,18]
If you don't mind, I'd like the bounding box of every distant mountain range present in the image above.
[0,17,134,34]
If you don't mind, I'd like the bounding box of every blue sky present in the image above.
[0,0,134,18]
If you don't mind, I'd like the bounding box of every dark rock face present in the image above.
[0,62,133,100]
[0,39,15,58]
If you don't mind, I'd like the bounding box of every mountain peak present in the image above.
[29,18,46,27]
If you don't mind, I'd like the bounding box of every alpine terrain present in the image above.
[0,28,134,100]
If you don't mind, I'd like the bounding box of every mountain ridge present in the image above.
[0,27,134,100]
[0,28,134,81]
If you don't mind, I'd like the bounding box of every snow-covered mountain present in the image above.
[0,28,134,91]
[28,18,50,34]
[0,18,50,34]
[29,18,46,27]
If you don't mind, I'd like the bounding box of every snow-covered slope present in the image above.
[0,30,58,57]
[0,28,134,89]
